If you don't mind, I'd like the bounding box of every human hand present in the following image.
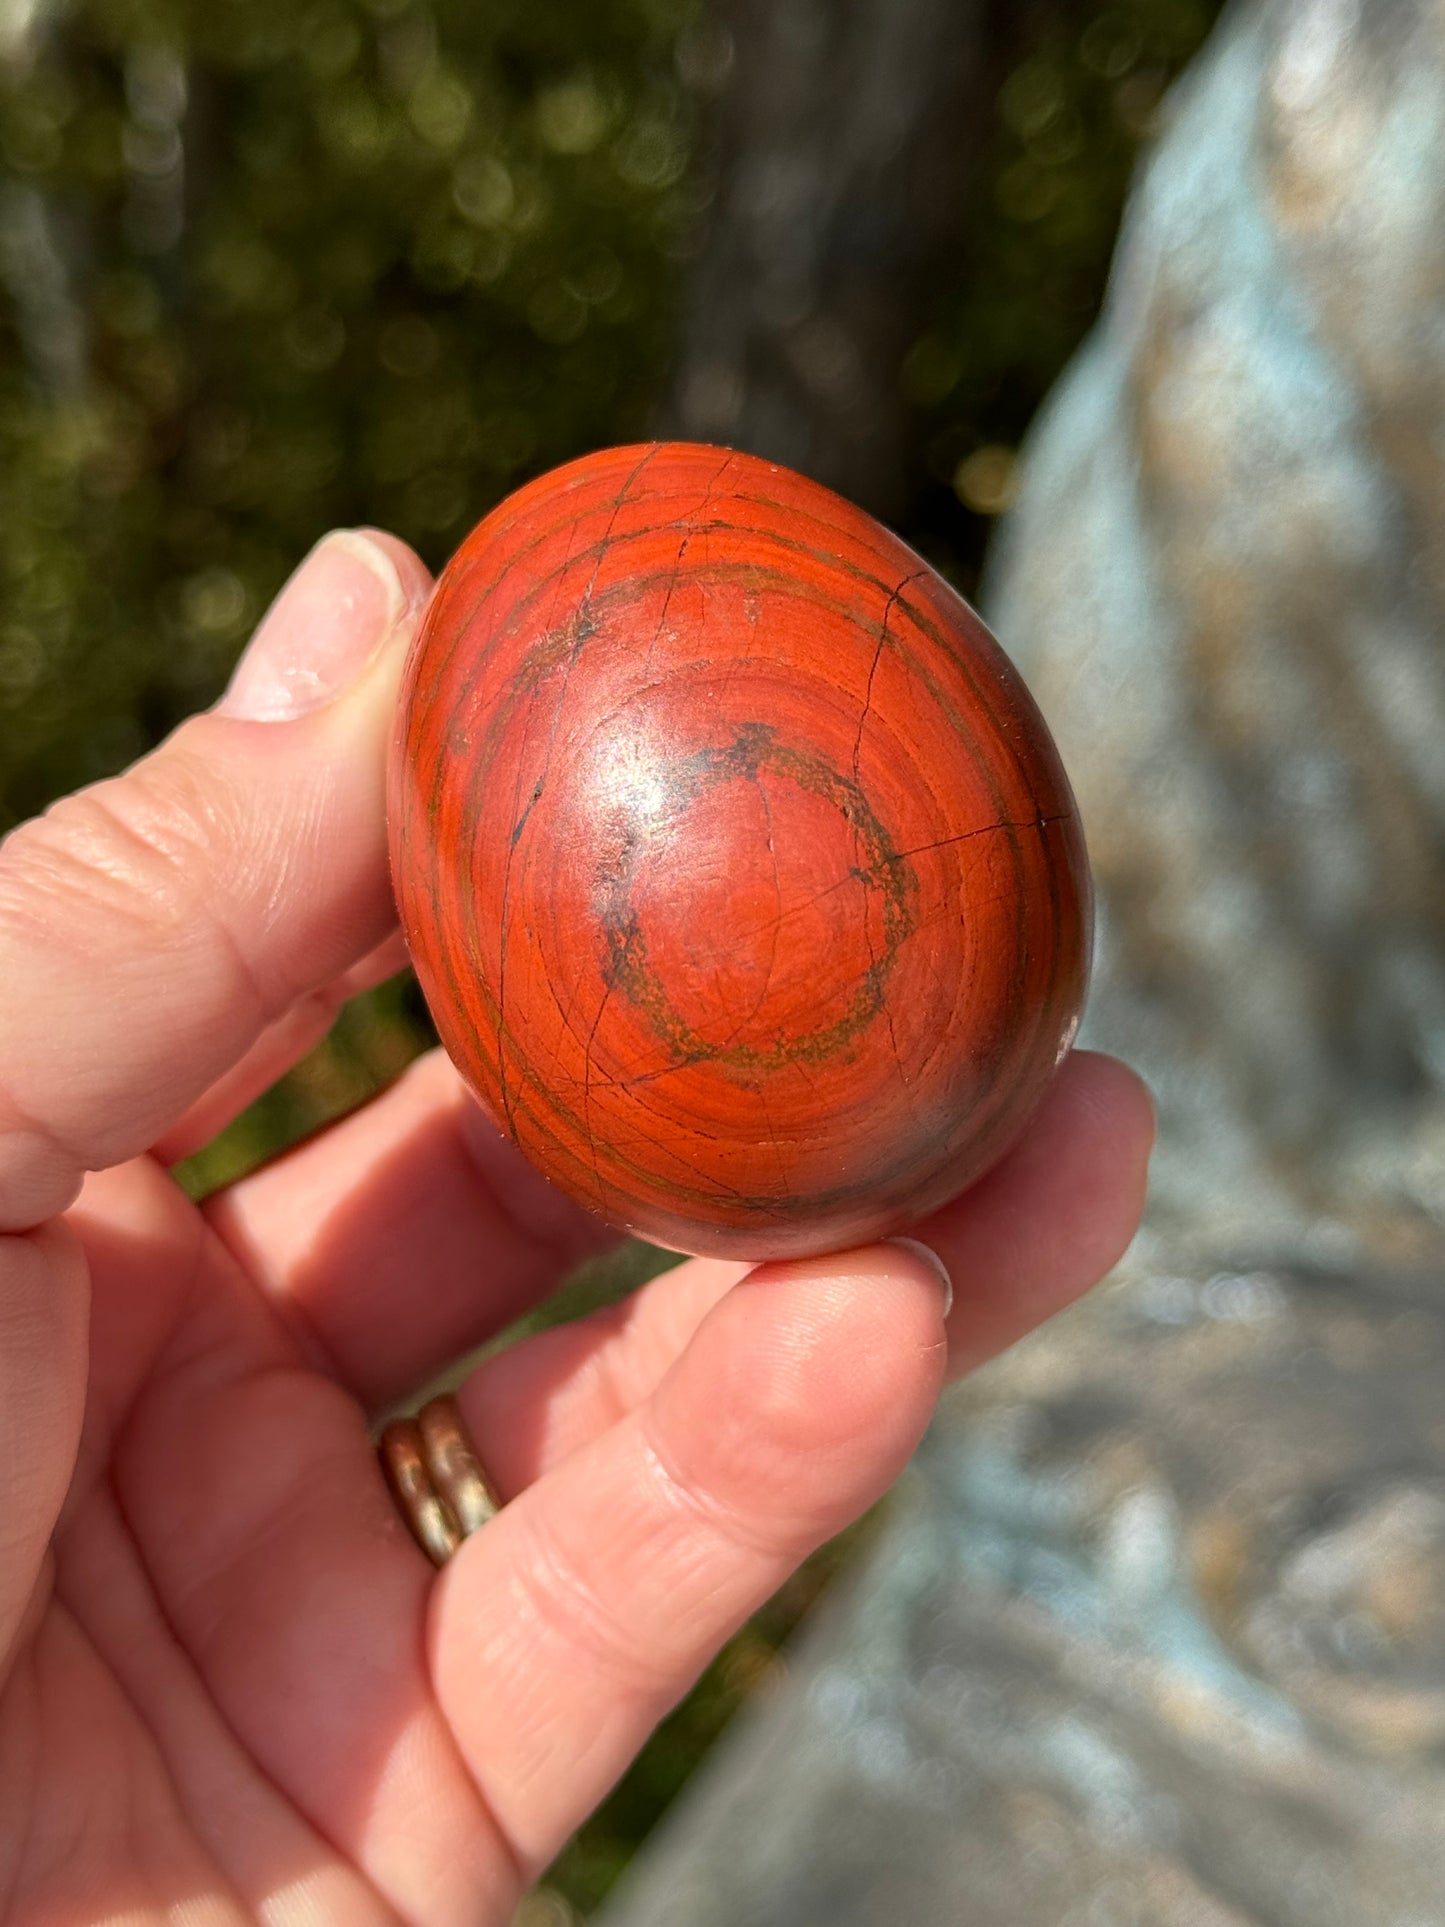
[0,530,1154,1924]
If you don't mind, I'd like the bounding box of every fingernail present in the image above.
[219,530,414,721]
[887,1237,953,1320]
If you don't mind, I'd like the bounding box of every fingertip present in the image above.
[958,1048,1156,1232]
[352,527,434,607]
[884,1236,954,1319]
[739,1237,953,1348]
[673,1241,950,1492]
[905,1049,1155,1378]
[217,529,425,723]
[1045,1050,1157,1257]
[1066,1048,1158,1151]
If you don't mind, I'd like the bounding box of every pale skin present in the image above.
[0,528,1155,1925]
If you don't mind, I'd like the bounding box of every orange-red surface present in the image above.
[389,442,1090,1259]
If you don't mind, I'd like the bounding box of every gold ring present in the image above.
[379,1394,503,1566]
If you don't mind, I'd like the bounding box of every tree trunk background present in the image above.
[657,0,1083,525]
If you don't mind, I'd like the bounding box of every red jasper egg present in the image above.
[388,442,1090,1260]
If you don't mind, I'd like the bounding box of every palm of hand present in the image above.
[17,1132,695,1924]
[0,531,1152,1925]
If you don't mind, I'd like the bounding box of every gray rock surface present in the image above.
[987,0,1445,1257]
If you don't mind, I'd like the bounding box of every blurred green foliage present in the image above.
[0,0,1219,1916]
[0,0,696,830]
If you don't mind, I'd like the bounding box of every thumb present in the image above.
[0,529,431,1231]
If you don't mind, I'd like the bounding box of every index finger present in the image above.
[0,529,431,1230]
[432,1242,953,1873]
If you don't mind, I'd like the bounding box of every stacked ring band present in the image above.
[379,1393,502,1565]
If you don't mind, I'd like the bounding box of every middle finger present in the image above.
[205,1048,619,1407]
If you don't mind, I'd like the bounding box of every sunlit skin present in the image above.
[0,527,1154,1925]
